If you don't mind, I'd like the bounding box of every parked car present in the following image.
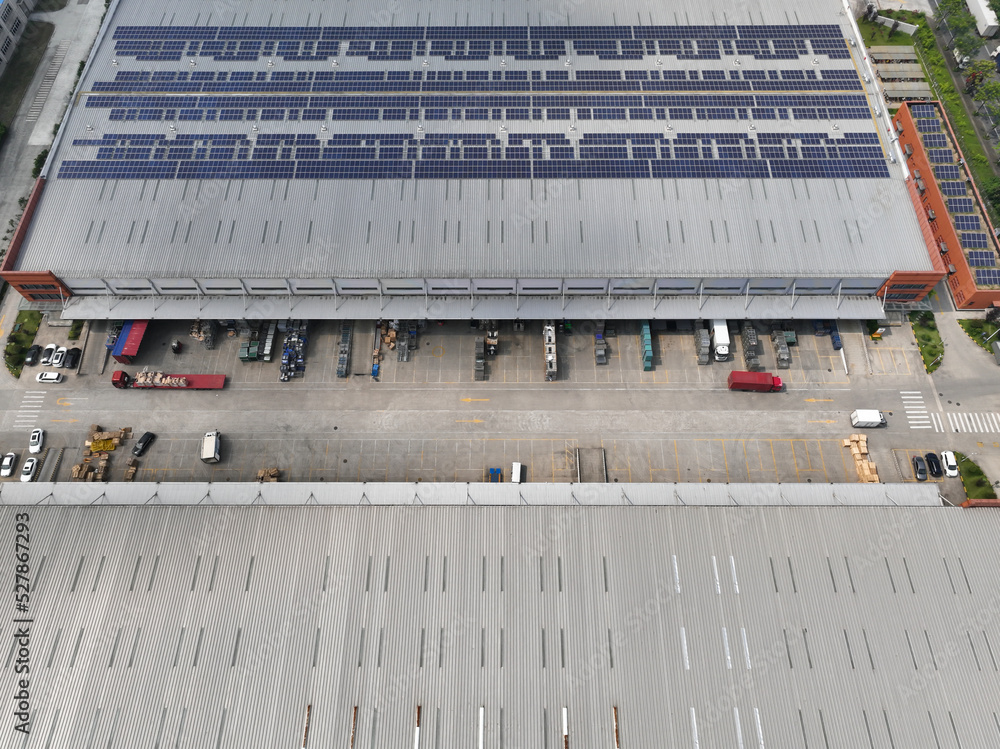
[28,429,44,454]
[20,458,37,483]
[51,346,67,368]
[911,455,928,482]
[925,452,943,479]
[940,450,960,478]
[39,344,56,366]
[63,347,81,369]
[132,431,156,457]
[35,372,63,383]
[23,345,41,366]
[0,453,16,478]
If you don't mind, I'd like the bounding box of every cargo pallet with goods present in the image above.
[640,321,653,370]
[543,322,557,381]
[279,320,308,382]
[337,322,353,377]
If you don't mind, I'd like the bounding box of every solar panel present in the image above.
[955,215,982,231]
[947,198,975,212]
[910,104,935,118]
[976,268,1000,284]
[922,133,947,147]
[928,148,954,163]
[940,181,967,196]
[962,232,990,248]
[935,165,961,179]
[915,118,940,132]
[968,250,996,266]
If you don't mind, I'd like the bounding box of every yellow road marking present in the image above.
[808,420,836,423]
[460,398,490,402]
[455,419,483,423]
[804,398,833,402]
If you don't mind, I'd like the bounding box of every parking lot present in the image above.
[0,315,955,488]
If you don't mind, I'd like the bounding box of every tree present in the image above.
[948,11,979,48]
[956,29,983,58]
[974,79,1000,118]
[989,0,1000,20]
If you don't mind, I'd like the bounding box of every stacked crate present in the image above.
[641,321,653,370]
[741,323,762,372]
[337,323,352,377]
[844,434,880,483]
[772,331,791,369]
[694,327,711,365]
[543,323,558,381]
[475,337,486,381]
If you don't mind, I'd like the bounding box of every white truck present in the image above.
[850,410,887,428]
[710,320,731,362]
[968,0,999,37]
[201,430,221,463]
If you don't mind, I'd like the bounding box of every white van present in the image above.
[201,430,221,463]
[850,410,887,428]
[511,462,523,483]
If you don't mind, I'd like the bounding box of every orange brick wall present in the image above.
[896,102,1000,309]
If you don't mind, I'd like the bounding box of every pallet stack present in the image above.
[844,434,880,483]
[255,468,281,482]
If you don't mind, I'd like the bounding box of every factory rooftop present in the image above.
[3,0,934,303]
[11,502,1000,747]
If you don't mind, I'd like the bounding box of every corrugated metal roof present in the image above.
[7,503,998,747]
[0,481,944,506]
[12,0,932,283]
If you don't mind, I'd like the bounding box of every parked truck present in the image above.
[968,0,999,37]
[201,430,221,463]
[111,371,226,389]
[710,319,730,362]
[727,371,783,392]
[850,409,887,428]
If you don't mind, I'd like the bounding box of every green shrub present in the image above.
[31,149,48,178]
[67,320,83,340]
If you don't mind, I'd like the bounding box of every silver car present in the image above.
[0,453,16,478]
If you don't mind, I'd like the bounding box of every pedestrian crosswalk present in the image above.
[900,391,932,430]
[900,391,1000,433]
[13,391,46,430]
[945,412,1000,433]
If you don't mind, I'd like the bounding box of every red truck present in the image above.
[727,371,783,392]
[111,371,226,390]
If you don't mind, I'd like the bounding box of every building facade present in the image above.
[0,0,35,81]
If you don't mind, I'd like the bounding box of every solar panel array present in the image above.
[967,250,996,267]
[947,197,974,212]
[914,118,940,132]
[910,104,936,118]
[109,24,852,63]
[935,165,961,180]
[922,133,947,148]
[90,68,864,94]
[975,268,1000,284]
[940,181,967,196]
[962,232,990,249]
[954,215,982,231]
[60,130,888,180]
[59,22,885,181]
[927,148,955,163]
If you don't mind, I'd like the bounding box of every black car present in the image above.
[132,431,156,457]
[925,452,943,478]
[23,345,41,366]
[63,347,81,369]
[912,455,928,482]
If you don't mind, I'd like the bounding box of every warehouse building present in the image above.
[0,0,35,80]
[2,0,939,320]
[895,100,1000,309]
[5,500,1000,747]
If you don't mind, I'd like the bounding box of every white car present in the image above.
[51,346,67,368]
[20,458,37,483]
[35,372,63,383]
[39,344,57,366]
[940,451,960,478]
[28,429,44,455]
[0,453,16,478]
